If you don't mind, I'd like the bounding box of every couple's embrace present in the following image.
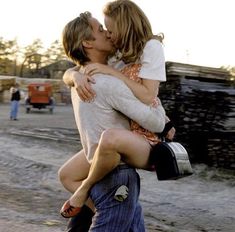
[58,0,175,231]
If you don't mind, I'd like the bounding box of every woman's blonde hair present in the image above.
[62,12,94,65]
[104,0,163,63]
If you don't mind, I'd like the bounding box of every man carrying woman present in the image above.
[59,0,174,231]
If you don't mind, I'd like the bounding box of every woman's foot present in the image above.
[60,188,90,218]
[60,200,82,218]
[66,205,95,231]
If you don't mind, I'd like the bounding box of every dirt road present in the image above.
[0,103,235,232]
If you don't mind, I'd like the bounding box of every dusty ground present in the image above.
[0,103,235,232]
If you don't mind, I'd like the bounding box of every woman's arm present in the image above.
[84,63,158,105]
[63,66,96,101]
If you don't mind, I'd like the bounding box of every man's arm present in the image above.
[93,75,166,133]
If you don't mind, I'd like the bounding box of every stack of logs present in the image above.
[160,62,235,169]
[0,76,15,102]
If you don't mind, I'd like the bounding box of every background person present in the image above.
[9,83,21,121]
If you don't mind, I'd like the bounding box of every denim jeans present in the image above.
[10,100,20,119]
[89,165,145,232]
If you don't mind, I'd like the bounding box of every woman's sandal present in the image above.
[60,200,82,218]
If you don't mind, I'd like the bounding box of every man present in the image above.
[61,11,166,231]
[9,83,21,120]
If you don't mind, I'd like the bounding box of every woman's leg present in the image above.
[58,149,90,193]
[59,149,96,224]
[59,149,96,213]
[68,128,151,208]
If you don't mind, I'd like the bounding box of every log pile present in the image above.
[207,133,235,169]
[166,61,231,81]
[160,62,235,169]
[0,76,15,91]
[0,76,16,102]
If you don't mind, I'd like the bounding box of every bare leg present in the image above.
[58,149,90,193]
[58,149,95,211]
[69,129,151,208]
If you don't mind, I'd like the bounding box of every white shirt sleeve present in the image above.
[94,75,166,133]
[139,39,166,82]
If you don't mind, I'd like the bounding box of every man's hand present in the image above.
[165,127,176,141]
[159,120,176,141]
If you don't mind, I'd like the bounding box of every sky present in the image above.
[1,0,234,68]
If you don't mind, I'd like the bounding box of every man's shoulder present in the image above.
[91,74,128,95]
[92,74,122,86]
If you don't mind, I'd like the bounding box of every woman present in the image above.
[59,0,174,218]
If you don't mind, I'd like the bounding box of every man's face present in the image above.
[89,17,114,54]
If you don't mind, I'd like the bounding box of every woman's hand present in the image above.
[72,72,96,102]
[63,66,96,102]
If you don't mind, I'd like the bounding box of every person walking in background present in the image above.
[9,83,21,121]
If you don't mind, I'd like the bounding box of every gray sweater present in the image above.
[71,74,165,162]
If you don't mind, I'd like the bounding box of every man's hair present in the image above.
[104,0,157,63]
[62,11,94,65]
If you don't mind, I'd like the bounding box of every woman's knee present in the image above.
[99,128,120,151]
[58,165,68,183]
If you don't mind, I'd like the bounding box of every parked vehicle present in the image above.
[25,83,54,113]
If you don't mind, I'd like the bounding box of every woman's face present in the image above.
[104,16,118,48]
